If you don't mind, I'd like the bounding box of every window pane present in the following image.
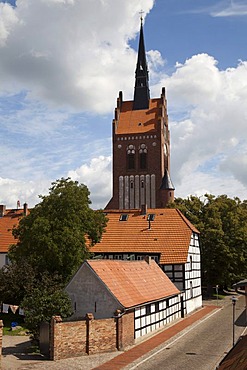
[140,152,147,169]
[128,154,135,169]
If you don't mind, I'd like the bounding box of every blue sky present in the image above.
[0,0,247,209]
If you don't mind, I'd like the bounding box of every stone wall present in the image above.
[0,320,3,367]
[50,314,119,361]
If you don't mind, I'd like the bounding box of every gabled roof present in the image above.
[91,209,199,264]
[0,209,25,253]
[86,259,180,308]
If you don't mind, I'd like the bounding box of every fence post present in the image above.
[0,320,3,365]
[86,313,94,355]
[115,309,123,350]
[50,316,62,360]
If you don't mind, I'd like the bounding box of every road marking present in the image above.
[128,308,221,370]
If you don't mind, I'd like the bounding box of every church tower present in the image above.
[105,19,174,210]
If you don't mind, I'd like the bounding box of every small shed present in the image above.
[66,258,182,339]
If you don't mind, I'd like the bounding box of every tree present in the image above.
[0,260,36,304]
[168,194,247,292]
[9,178,107,283]
[21,273,73,339]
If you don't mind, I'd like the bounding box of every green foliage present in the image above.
[168,194,247,288]
[9,178,107,282]
[0,263,73,338]
[0,260,36,304]
[21,273,73,339]
[3,178,107,338]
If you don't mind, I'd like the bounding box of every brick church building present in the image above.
[105,19,174,210]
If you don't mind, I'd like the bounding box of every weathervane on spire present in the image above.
[139,9,144,24]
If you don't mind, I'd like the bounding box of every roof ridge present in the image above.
[175,209,200,233]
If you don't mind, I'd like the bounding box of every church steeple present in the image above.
[105,17,175,211]
[133,18,150,110]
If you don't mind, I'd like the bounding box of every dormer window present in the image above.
[147,214,155,221]
[119,214,128,221]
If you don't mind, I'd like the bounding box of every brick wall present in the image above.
[87,314,116,355]
[0,320,3,366]
[117,311,135,350]
[50,314,118,361]
[50,315,87,360]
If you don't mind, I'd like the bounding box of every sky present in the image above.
[0,0,247,209]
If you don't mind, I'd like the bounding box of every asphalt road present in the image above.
[125,296,246,370]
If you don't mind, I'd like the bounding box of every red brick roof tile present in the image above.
[0,209,25,253]
[91,209,199,264]
[87,259,180,308]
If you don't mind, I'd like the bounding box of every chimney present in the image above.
[23,203,28,216]
[0,205,6,217]
[141,204,147,215]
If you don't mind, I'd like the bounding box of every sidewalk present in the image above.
[93,304,219,370]
[2,303,220,370]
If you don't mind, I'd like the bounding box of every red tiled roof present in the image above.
[87,259,180,308]
[91,209,199,264]
[116,99,160,134]
[217,335,247,370]
[0,209,25,253]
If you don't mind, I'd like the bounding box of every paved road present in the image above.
[125,296,246,370]
[2,296,246,370]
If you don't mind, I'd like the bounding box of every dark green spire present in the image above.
[133,19,150,110]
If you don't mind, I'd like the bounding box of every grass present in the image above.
[0,312,29,336]
[212,293,226,300]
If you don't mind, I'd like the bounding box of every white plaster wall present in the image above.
[65,264,122,319]
[0,253,7,269]
[186,295,202,314]
[184,233,202,313]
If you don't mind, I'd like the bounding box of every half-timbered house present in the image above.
[91,208,202,315]
[65,258,182,340]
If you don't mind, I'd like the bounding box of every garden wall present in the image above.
[50,312,131,361]
[0,320,3,367]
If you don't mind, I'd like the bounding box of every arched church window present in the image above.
[139,144,148,170]
[127,144,136,170]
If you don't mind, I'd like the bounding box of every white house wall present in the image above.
[0,253,7,269]
[65,264,122,319]
[184,232,202,314]
[134,294,181,339]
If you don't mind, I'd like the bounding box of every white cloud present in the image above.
[0,0,246,211]
[68,156,112,209]
[0,0,154,113]
[211,1,247,17]
[186,1,247,18]
[0,2,18,47]
[162,55,247,198]
[0,177,50,208]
